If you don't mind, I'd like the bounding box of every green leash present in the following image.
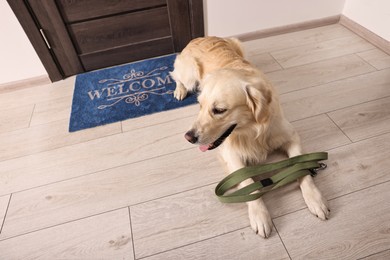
[215,152,328,203]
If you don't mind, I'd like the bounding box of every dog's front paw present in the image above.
[302,186,330,220]
[174,85,187,100]
[247,201,273,238]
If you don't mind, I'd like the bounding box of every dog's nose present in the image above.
[184,130,198,144]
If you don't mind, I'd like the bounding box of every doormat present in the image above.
[69,54,197,132]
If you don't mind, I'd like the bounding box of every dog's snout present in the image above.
[184,130,198,144]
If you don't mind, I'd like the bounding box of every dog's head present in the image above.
[185,69,273,151]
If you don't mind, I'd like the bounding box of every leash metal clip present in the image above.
[309,162,327,177]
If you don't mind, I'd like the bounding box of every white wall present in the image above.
[204,0,346,37]
[343,0,390,41]
[0,2,47,85]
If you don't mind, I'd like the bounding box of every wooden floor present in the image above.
[1,24,390,259]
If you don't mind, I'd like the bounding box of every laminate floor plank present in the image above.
[280,69,390,122]
[267,54,376,94]
[0,119,121,162]
[0,104,34,134]
[143,227,290,260]
[273,182,390,260]
[131,184,248,259]
[357,49,390,70]
[0,195,10,230]
[291,114,351,152]
[271,35,375,68]
[361,249,390,260]
[243,24,355,55]
[0,149,222,239]
[328,97,390,142]
[0,116,194,196]
[30,96,73,126]
[0,209,134,260]
[247,52,283,73]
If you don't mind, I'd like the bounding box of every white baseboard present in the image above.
[232,14,389,56]
[0,75,51,94]
[339,15,390,55]
[233,15,341,41]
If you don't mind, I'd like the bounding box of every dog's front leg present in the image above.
[173,81,188,100]
[221,149,273,238]
[287,143,330,220]
[240,178,273,238]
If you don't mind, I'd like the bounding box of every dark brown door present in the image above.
[7,0,204,81]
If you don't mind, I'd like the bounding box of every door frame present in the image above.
[8,0,63,81]
[7,0,204,82]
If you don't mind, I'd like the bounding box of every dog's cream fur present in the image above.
[171,37,329,238]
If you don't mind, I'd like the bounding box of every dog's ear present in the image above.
[244,84,272,124]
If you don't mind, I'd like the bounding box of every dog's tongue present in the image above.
[199,144,209,152]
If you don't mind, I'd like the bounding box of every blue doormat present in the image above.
[69,54,197,132]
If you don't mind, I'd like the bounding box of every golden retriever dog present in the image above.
[170,37,329,238]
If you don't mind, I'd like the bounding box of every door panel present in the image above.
[69,7,171,54]
[167,0,192,51]
[8,0,204,81]
[56,0,166,23]
[80,38,174,71]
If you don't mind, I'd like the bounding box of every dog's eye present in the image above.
[212,107,227,115]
